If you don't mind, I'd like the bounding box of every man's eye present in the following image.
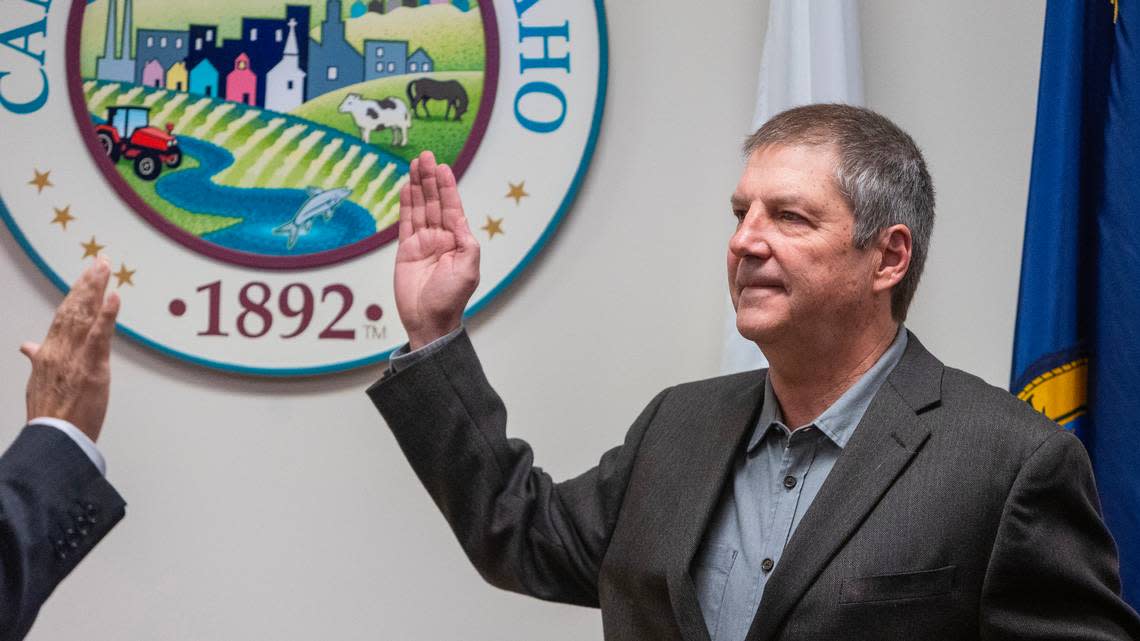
[732,209,746,222]
[779,211,805,223]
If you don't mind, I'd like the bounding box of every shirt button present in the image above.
[783,475,798,490]
[761,558,774,572]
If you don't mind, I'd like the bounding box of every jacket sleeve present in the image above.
[980,429,1140,640]
[0,425,126,641]
[367,330,668,607]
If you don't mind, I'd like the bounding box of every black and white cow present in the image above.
[338,93,411,146]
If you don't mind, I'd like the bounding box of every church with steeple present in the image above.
[265,18,307,112]
[306,0,365,100]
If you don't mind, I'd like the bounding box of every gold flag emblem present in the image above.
[1017,358,1089,426]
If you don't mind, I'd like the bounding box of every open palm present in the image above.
[394,151,480,349]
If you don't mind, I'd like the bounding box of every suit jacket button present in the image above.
[761,558,774,572]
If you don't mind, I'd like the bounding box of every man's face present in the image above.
[728,144,880,347]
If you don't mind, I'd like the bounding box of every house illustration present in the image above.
[265,18,306,112]
[364,41,408,79]
[235,7,311,108]
[189,58,219,97]
[91,0,437,114]
[166,61,188,91]
[407,47,433,73]
[226,53,258,105]
[307,0,364,99]
[134,29,189,86]
[141,60,164,87]
[184,7,310,109]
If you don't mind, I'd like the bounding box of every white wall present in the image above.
[0,1,1044,639]
[862,1,1044,385]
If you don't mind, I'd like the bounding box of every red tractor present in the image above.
[95,106,182,181]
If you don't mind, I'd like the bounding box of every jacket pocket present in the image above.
[840,565,956,604]
[692,544,738,638]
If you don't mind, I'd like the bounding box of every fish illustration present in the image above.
[273,186,353,250]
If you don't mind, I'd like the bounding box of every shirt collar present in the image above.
[748,326,909,452]
[750,376,785,452]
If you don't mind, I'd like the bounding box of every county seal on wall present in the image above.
[0,0,606,374]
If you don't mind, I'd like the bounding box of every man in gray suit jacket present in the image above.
[1,260,126,641]
[368,105,1140,639]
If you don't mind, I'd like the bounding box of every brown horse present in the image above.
[406,78,469,121]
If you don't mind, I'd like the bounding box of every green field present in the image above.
[291,71,483,165]
[338,5,484,71]
[82,48,484,236]
[114,155,243,235]
[83,79,415,232]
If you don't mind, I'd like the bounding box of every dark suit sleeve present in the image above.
[980,429,1140,639]
[0,425,126,641]
[367,330,667,607]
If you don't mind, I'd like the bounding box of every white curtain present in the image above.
[720,0,864,374]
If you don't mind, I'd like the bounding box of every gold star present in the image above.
[481,216,504,239]
[51,205,75,230]
[113,263,135,287]
[80,236,105,258]
[28,169,53,194]
[505,181,529,206]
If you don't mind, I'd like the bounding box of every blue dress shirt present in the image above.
[693,327,908,641]
[390,325,908,641]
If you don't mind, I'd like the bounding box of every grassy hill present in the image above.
[81,80,411,232]
[291,71,483,164]
[335,5,484,71]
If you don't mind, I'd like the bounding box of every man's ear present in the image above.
[873,224,912,295]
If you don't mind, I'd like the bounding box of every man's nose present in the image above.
[729,211,773,259]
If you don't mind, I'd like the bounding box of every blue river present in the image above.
[154,137,381,256]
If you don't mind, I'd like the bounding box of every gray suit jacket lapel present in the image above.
[666,371,768,641]
[744,332,945,641]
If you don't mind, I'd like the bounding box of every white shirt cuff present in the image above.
[389,326,464,373]
[28,418,106,476]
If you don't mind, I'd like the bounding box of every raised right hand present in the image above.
[20,258,121,443]
[394,151,481,349]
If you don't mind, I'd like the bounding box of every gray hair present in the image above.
[743,104,935,321]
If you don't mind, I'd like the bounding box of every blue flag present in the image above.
[1012,0,1140,605]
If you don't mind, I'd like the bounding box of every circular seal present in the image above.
[0,0,606,375]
